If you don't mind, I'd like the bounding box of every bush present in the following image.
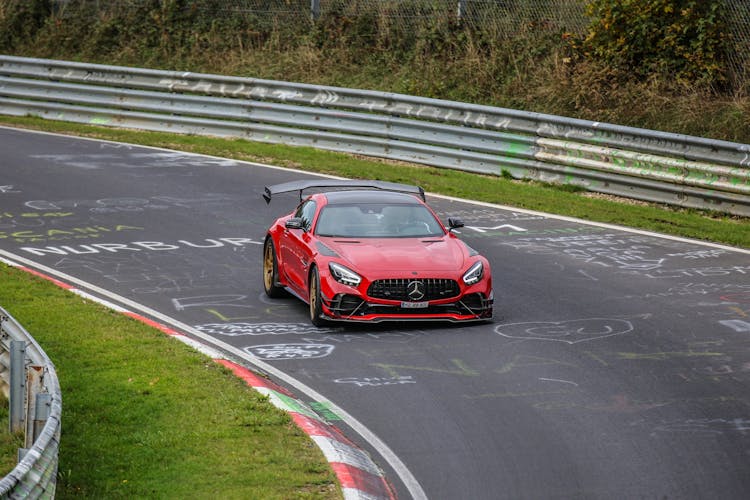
[0,0,52,50]
[579,0,729,86]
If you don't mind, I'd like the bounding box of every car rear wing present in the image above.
[263,179,426,203]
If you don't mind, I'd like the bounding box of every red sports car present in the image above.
[262,180,493,325]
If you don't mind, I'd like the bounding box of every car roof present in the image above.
[321,190,424,205]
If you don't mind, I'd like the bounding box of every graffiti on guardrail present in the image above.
[1,56,748,216]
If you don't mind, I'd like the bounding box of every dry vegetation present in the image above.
[0,0,748,143]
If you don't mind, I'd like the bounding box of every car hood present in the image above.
[321,236,468,274]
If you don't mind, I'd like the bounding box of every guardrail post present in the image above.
[9,340,25,433]
[31,393,51,447]
[0,350,9,398]
[310,0,320,21]
[0,305,61,497]
[24,366,44,449]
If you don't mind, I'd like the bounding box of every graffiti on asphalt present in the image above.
[195,322,338,336]
[245,343,335,360]
[495,317,635,344]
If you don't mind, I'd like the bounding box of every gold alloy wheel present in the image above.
[263,241,274,292]
[309,273,318,321]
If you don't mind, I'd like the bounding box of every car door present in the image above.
[279,199,317,293]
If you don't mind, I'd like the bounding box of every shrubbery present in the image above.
[0,0,51,49]
[0,0,733,87]
[0,0,746,142]
[579,0,729,86]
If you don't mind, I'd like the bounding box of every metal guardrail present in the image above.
[0,306,61,499]
[0,55,748,215]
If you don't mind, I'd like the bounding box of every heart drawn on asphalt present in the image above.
[495,318,634,344]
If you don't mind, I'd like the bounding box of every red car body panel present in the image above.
[322,237,466,273]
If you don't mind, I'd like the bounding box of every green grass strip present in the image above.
[1,116,747,248]
[0,265,340,499]
[0,395,23,476]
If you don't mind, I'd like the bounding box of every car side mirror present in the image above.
[285,217,305,230]
[448,218,464,232]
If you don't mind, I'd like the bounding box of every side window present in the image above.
[294,200,317,231]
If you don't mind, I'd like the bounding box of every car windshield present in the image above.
[315,203,445,238]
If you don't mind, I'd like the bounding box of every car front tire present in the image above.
[308,267,328,327]
[263,238,286,298]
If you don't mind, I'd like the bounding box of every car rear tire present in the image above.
[263,238,286,298]
[308,267,328,327]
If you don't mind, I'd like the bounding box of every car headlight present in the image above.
[462,261,484,285]
[329,262,362,286]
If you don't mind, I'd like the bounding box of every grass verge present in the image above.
[1,115,748,249]
[0,265,339,499]
[0,395,23,476]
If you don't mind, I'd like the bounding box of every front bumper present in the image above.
[321,291,494,323]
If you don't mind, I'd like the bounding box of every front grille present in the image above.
[367,278,460,301]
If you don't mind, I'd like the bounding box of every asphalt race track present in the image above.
[2,126,750,499]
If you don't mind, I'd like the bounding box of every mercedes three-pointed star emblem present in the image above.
[406,280,426,301]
